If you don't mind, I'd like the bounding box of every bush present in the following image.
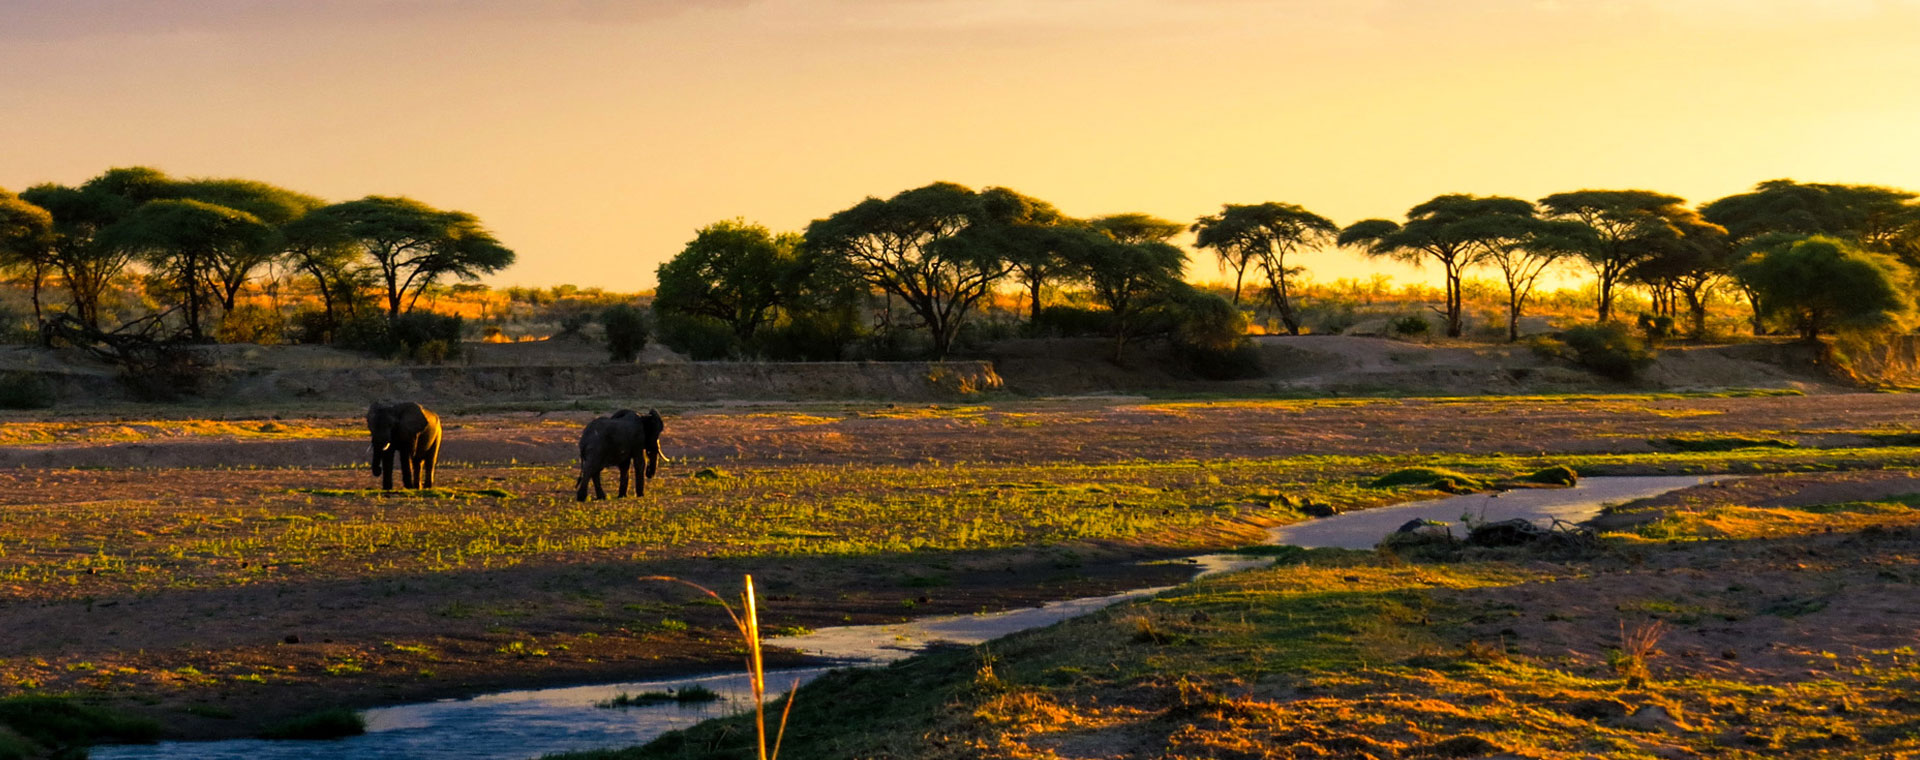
[1389,314,1431,337]
[1635,312,1675,345]
[1560,322,1656,381]
[656,313,738,360]
[286,309,337,345]
[601,304,650,362]
[1029,305,1115,338]
[335,312,464,362]
[752,310,862,361]
[1168,291,1264,380]
[0,372,56,410]
[215,305,286,345]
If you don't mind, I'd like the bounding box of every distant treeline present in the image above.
[650,179,1920,362]
[0,167,514,358]
[5,170,1919,366]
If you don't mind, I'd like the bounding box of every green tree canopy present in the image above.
[1734,235,1913,343]
[1090,213,1184,245]
[295,196,514,319]
[99,198,274,340]
[654,219,810,341]
[1538,189,1708,323]
[1338,194,1540,338]
[1701,179,1920,264]
[0,188,57,325]
[1063,231,1186,361]
[1191,202,1336,335]
[20,169,157,331]
[804,181,1024,357]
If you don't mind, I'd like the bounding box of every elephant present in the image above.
[367,401,442,491]
[575,408,665,501]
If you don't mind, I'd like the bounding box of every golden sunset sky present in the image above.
[2,0,1917,290]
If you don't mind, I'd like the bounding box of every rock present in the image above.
[1466,518,1548,547]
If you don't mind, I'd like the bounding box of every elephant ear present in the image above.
[645,409,663,437]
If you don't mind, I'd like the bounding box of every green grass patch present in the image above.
[1518,464,1579,486]
[1369,467,1488,493]
[257,707,366,740]
[0,696,162,755]
[1653,435,1799,452]
[292,487,515,499]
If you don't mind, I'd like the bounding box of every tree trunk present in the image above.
[1683,287,1708,339]
[1444,269,1464,338]
[1268,269,1300,336]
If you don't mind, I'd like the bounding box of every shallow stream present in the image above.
[94,475,1718,760]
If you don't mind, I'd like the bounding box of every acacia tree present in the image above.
[100,199,273,341]
[296,196,514,320]
[1339,195,1539,338]
[1090,213,1184,245]
[1624,219,1732,339]
[19,168,171,330]
[1462,213,1592,342]
[1538,190,1707,323]
[654,219,810,341]
[0,188,56,326]
[805,182,1027,357]
[1191,203,1336,335]
[1734,235,1913,343]
[1703,180,1920,334]
[174,179,324,316]
[1063,230,1186,361]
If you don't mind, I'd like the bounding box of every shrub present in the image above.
[286,309,337,345]
[215,304,286,345]
[1560,323,1656,381]
[1389,314,1431,337]
[752,310,861,361]
[335,312,464,362]
[0,372,56,410]
[1029,305,1115,338]
[1635,312,1675,345]
[601,304,650,362]
[1168,291,1264,380]
[656,313,738,360]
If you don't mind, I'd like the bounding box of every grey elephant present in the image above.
[575,408,665,501]
[367,401,442,491]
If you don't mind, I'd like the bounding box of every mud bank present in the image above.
[11,360,1003,407]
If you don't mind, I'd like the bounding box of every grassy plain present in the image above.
[3,391,1920,753]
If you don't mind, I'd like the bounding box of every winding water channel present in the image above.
[93,474,1720,760]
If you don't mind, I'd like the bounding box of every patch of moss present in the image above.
[1520,464,1579,486]
[1368,467,1487,493]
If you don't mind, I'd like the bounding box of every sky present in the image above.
[3,0,1919,291]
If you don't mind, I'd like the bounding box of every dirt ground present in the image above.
[3,392,1920,742]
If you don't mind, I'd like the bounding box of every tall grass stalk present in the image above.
[644,574,798,760]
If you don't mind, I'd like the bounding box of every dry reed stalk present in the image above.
[643,574,799,760]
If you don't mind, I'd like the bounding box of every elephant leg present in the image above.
[633,456,647,497]
[421,442,438,489]
[380,449,396,491]
[574,471,590,502]
[617,463,630,498]
[400,444,418,489]
[592,469,608,500]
